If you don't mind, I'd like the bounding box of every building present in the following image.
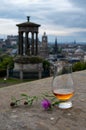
[53,37,58,54]
[6,35,18,46]
[39,32,49,58]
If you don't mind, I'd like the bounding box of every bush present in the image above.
[0,69,6,77]
[43,60,50,71]
[0,55,14,70]
[72,62,86,72]
[29,56,43,64]
[14,56,43,64]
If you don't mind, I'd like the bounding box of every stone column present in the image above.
[27,32,30,55]
[31,32,34,55]
[18,31,21,55]
[20,32,23,55]
[25,32,28,55]
[36,32,38,55]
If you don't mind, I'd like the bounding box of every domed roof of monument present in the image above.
[75,46,84,54]
[16,16,40,27]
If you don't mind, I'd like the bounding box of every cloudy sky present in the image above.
[0,0,86,43]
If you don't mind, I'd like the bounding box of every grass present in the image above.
[0,78,37,88]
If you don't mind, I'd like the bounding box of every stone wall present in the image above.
[14,63,43,72]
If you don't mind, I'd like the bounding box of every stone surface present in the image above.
[14,63,42,72]
[0,70,86,130]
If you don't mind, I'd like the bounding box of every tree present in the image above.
[72,62,86,72]
[0,55,14,70]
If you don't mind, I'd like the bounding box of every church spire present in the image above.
[55,37,57,44]
[54,37,58,54]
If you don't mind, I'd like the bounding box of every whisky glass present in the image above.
[52,63,74,109]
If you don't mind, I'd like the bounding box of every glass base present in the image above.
[58,101,72,109]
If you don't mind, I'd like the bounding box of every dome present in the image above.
[75,46,84,54]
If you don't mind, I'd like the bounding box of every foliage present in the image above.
[10,92,60,110]
[72,62,86,72]
[10,94,38,107]
[0,55,14,70]
[14,56,43,64]
[0,55,14,77]
[28,56,43,64]
[0,69,6,77]
[42,60,50,70]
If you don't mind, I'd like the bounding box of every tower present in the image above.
[42,32,48,48]
[54,37,58,54]
[40,32,49,58]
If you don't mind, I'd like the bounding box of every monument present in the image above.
[13,16,43,79]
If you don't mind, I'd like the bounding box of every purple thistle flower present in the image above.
[41,99,51,110]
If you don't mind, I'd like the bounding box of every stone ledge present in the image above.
[0,70,86,130]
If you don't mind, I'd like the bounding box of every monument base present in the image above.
[13,62,43,79]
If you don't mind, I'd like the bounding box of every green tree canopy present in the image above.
[0,55,14,70]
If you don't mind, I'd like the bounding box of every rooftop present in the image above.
[16,16,40,27]
[75,46,84,54]
[0,70,86,130]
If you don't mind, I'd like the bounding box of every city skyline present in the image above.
[0,0,86,43]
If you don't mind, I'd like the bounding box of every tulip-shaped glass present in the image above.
[52,63,74,109]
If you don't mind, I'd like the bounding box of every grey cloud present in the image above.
[26,1,86,29]
[42,8,86,28]
[0,1,51,21]
[70,0,86,8]
[0,9,24,20]
[73,31,86,37]
[0,0,86,42]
